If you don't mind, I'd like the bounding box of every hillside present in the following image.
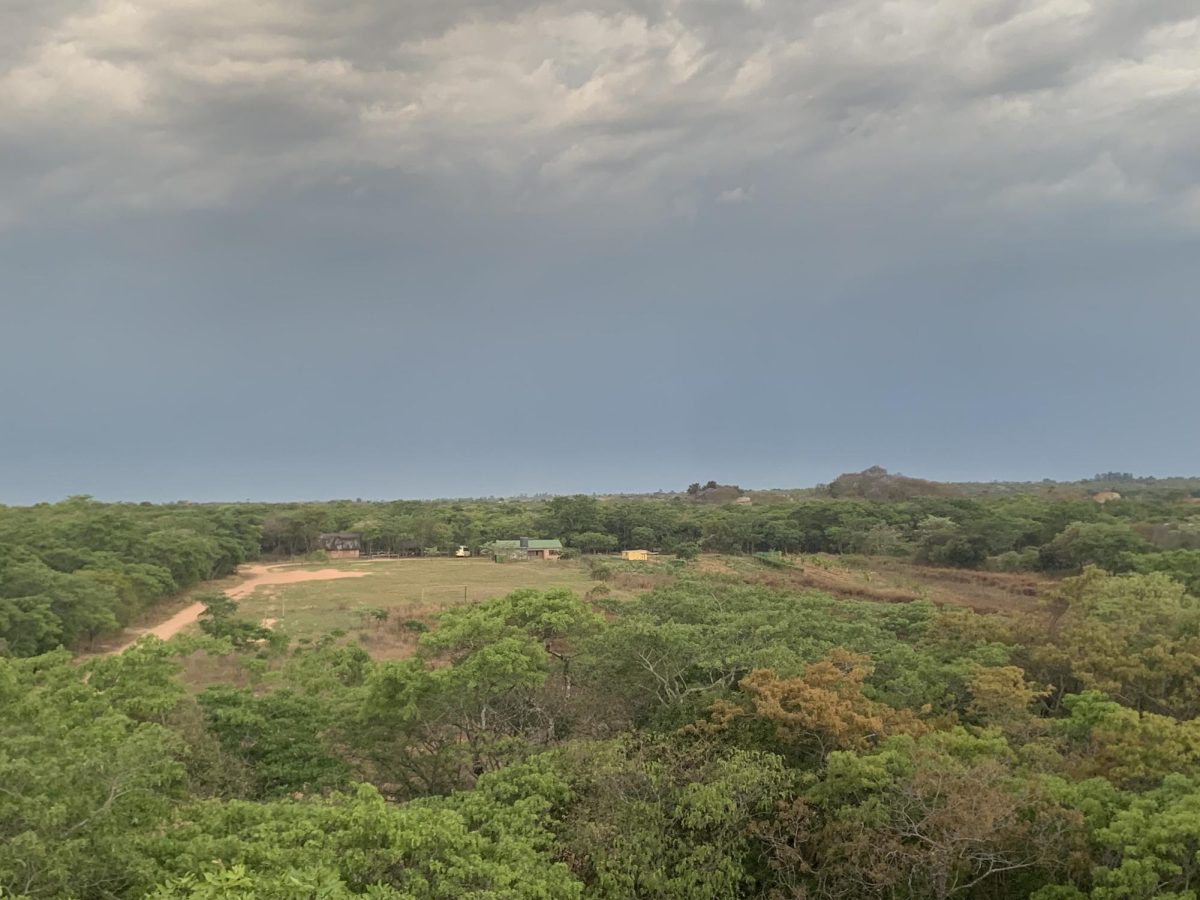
[824,465,962,501]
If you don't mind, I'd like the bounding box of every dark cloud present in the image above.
[2,0,1197,229]
[2,0,1199,502]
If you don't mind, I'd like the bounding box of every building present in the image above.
[1091,491,1123,504]
[491,538,563,562]
[318,532,362,559]
[620,549,650,561]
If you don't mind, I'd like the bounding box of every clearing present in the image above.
[109,563,370,653]
[231,557,605,656]
[106,551,1048,661]
[108,557,606,659]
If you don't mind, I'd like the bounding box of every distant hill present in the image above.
[825,466,962,501]
[685,481,746,505]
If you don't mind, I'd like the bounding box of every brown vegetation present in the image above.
[827,465,962,501]
[733,554,1051,613]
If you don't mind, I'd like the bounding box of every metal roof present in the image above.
[492,539,563,550]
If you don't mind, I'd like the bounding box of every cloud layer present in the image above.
[3,1,1200,503]
[3,0,1199,229]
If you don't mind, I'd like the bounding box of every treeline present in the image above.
[9,566,1200,897]
[257,491,1200,574]
[4,491,1200,655]
[0,498,260,655]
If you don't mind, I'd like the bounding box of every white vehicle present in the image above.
[454,545,471,558]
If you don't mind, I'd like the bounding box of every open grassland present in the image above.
[232,557,609,656]
[147,552,1048,667]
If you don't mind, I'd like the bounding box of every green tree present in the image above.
[543,495,601,540]
[757,731,1082,899]
[558,736,790,900]
[1024,569,1200,717]
[196,593,269,648]
[197,686,350,799]
[1125,549,1200,595]
[571,532,618,554]
[1087,775,1200,899]
[143,777,582,899]
[1040,522,1151,573]
[0,650,185,898]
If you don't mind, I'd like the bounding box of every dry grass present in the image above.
[229,557,610,657]
[722,553,1053,613]
[610,571,675,592]
[860,558,1049,613]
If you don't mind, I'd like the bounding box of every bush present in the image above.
[1039,522,1151,572]
[586,584,612,602]
[985,548,1041,572]
[588,559,614,581]
[196,593,270,648]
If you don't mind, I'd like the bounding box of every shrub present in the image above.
[586,584,612,601]
[588,559,615,581]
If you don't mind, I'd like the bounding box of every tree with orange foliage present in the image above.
[704,649,928,762]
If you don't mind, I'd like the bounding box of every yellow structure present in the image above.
[621,549,650,561]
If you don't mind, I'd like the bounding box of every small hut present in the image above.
[621,549,650,561]
[318,532,362,559]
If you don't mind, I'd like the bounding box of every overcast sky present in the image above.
[2,0,1199,503]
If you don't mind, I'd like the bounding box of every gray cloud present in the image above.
[6,0,1200,506]
[2,0,1198,232]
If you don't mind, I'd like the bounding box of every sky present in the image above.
[2,0,1199,504]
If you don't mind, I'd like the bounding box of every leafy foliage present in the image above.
[0,498,259,653]
[0,648,185,898]
[8,488,1200,898]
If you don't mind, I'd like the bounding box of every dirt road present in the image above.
[113,563,368,653]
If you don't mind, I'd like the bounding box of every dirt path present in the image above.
[112,563,368,653]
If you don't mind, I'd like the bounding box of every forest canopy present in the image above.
[5,483,1200,898]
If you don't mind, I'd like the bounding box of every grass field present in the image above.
[135,552,1050,683]
[232,557,609,656]
[202,553,1049,658]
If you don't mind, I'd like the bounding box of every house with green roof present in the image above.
[489,537,564,562]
